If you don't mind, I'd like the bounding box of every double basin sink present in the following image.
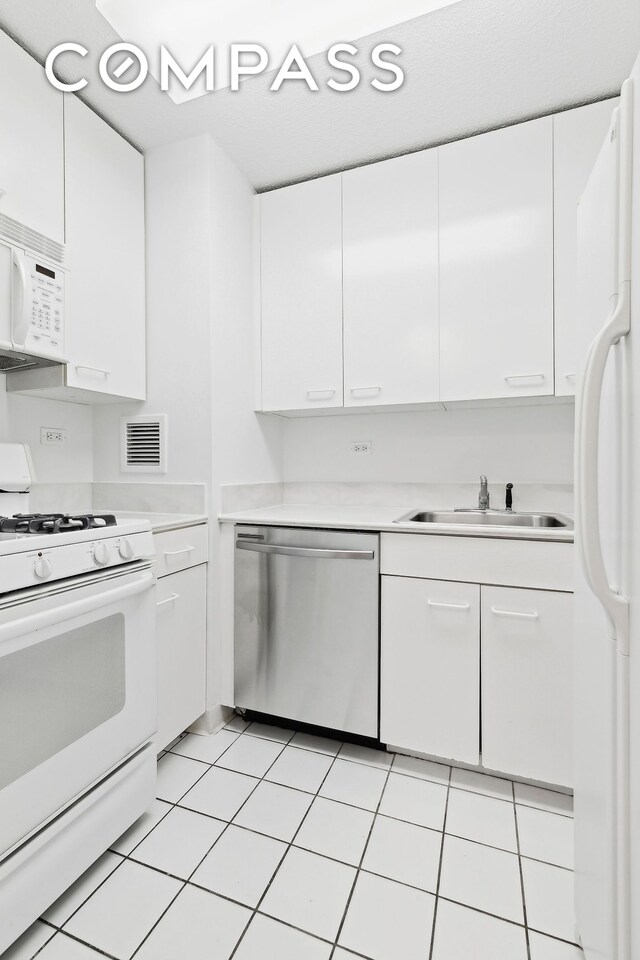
[395,509,573,530]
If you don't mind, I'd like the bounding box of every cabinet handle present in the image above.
[350,386,382,399]
[565,372,577,381]
[157,592,180,609]
[306,390,335,401]
[427,600,470,611]
[490,606,539,620]
[164,546,194,559]
[504,374,545,384]
[75,365,110,378]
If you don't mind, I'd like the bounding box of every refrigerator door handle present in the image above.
[577,77,633,652]
[577,287,630,646]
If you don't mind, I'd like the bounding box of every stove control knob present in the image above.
[34,558,52,580]
[93,542,110,566]
[118,538,134,561]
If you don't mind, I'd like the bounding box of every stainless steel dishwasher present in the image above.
[234,526,379,738]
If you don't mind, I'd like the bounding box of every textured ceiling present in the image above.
[1,0,639,190]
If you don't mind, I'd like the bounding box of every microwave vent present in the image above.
[0,214,66,266]
[121,415,167,474]
[0,354,36,371]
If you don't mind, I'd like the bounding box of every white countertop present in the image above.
[112,511,208,534]
[218,503,574,543]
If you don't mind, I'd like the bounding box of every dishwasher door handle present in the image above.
[235,541,375,561]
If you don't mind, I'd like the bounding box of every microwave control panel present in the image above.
[24,256,65,358]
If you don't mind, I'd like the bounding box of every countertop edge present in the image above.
[111,512,208,534]
[218,507,574,544]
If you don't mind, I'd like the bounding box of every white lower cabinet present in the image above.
[481,586,573,786]
[155,553,207,751]
[381,576,480,765]
[380,533,573,786]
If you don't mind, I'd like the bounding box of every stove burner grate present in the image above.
[0,514,118,535]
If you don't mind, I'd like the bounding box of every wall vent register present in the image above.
[121,415,167,473]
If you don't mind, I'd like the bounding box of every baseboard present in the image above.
[188,705,234,736]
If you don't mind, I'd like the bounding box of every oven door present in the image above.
[0,563,156,858]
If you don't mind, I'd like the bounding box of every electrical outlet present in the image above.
[40,428,66,445]
[350,440,372,455]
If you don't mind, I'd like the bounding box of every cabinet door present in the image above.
[0,30,64,243]
[554,99,618,396]
[343,151,439,407]
[481,586,573,785]
[156,565,207,750]
[64,95,146,400]
[439,117,554,401]
[260,175,343,411]
[381,576,480,764]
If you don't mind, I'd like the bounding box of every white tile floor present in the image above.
[5,719,584,960]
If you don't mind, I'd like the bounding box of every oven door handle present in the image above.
[0,571,155,647]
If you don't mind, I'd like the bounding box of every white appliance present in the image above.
[0,446,157,953]
[0,235,67,372]
[573,57,638,960]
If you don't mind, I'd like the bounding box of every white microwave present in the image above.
[0,237,67,372]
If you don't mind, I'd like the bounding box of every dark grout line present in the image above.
[328,764,395,958]
[35,923,121,959]
[226,733,345,959]
[513,780,532,960]
[428,762,453,960]
[38,726,251,959]
[127,727,293,959]
[37,720,580,960]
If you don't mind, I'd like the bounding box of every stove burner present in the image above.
[0,513,118,535]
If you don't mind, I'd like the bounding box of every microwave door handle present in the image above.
[0,571,154,648]
[11,249,30,347]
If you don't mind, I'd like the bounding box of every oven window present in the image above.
[0,614,126,790]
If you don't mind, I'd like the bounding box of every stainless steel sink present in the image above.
[394,509,573,529]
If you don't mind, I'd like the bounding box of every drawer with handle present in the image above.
[153,523,208,579]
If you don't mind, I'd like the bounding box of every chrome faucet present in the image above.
[478,475,490,510]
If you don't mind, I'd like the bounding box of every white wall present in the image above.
[205,136,283,714]
[92,133,284,493]
[282,402,575,485]
[0,380,93,482]
[207,139,283,490]
[92,135,214,486]
[90,131,284,720]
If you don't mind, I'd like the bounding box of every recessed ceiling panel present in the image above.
[96,0,464,101]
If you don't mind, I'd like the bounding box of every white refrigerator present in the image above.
[574,55,638,960]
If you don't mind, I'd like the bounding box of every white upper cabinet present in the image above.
[342,151,439,407]
[260,175,343,412]
[0,29,64,243]
[554,98,618,397]
[63,95,146,401]
[439,117,554,402]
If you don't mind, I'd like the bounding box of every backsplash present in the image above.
[219,481,574,515]
[92,482,207,514]
[219,482,285,513]
[28,482,207,516]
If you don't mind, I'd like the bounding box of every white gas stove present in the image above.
[0,512,155,593]
[0,447,158,953]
